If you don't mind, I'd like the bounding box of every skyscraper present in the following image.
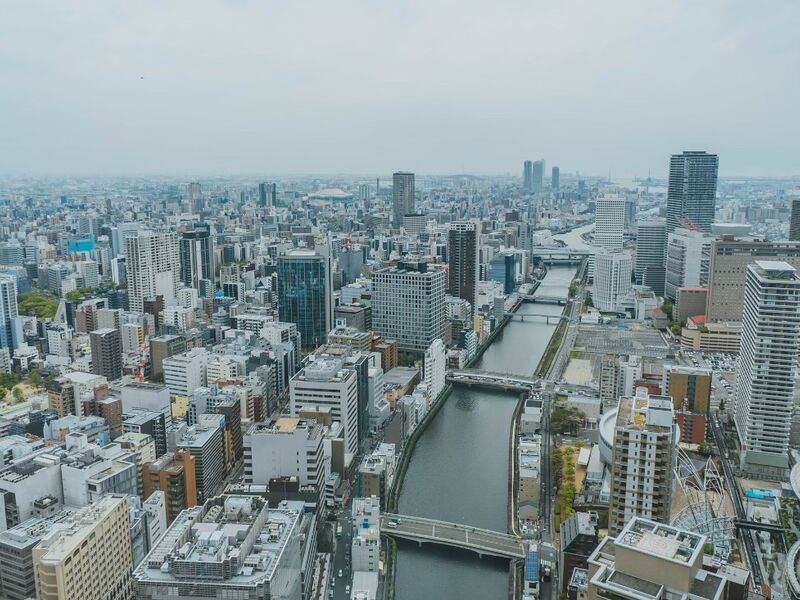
[0,275,22,351]
[634,218,667,295]
[532,160,545,193]
[372,260,445,352]
[258,182,276,208]
[594,194,625,252]
[90,328,123,381]
[178,225,214,289]
[447,221,478,311]
[523,160,533,192]
[125,230,180,313]
[609,388,677,535]
[392,171,415,227]
[666,151,719,234]
[734,261,800,473]
[277,250,332,349]
[593,252,632,312]
[664,228,713,301]
[551,166,560,189]
[790,198,800,241]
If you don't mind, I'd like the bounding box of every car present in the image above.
[338,569,343,577]
[345,585,350,594]
[387,521,398,529]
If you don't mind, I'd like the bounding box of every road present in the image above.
[331,512,354,600]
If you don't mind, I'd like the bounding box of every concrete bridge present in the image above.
[520,294,567,305]
[446,369,539,392]
[531,249,589,265]
[381,513,527,560]
[505,312,568,324]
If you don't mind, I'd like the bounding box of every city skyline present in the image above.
[1,2,798,177]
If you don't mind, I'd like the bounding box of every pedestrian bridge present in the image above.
[446,369,539,391]
[380,513,527,560]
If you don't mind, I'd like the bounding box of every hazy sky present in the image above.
[1,1,798,177]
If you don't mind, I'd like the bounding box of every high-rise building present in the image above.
[125,230,180,313]
[117,432,156,498]
[593,252,632,312]
[523,160,533,192]
[666,151,719,234]
[532,160,545,193]
[175,422,225,503]
[133,496,302,600]
[277,250,332,349]
[609,388,677,535]
[32,495,134,600]
[634,218,666,295]
[89,328,122,381]
[163,348,209,397]
[392,171,415,227]
[705,238,800,322]
[551,166,560,189]
[0,275,22,351]
[372,260,446,352]
[290,357,359,457]
[447,221,478,311]
[662,365,712,444]
[143,450,197,524]
[790,199,800,241]
[258,182,276,208]
[594,194,625,252]
[178,224,214,289]
[664,228,713,301]
[734,261,800,473]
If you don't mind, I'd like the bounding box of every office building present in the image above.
[586,518,727,600]
[125,230,180,313]
[290,357,359,458]
[664,228,713,301]
[133,496,302,600]
[32,495,134,600]
[89,328,122,381]
[392,171,415,227]
[175,423,225,503]
[552,166,560,189]
[705,238,800,322]
[791,199,800,241]
[0,275,22,351]
[143,450,197,524]
[734,261,800,473]
[674,287,707,324]
[357,444,396,509]
[634,218,666,295]
[559,512,598,597]
[163,348,209,397]
[117,432,157,498]
[662,365,712,444]
[593,252,632,312]
[372,260,445,352]
[666,151,719,234]
[447,221,479,310]
[609,388,678,535]
[277,250,332,349]
[123,408,169,457]
[423,338,446,402]
[178,225,214,289]
[243,418,325,490]
[334,304,372,333]
[532,160,545,193]
[594,195,625,252]
[523,160,533,192]
[351,496,381,573]
[258,181,276,208]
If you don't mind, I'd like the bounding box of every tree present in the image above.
[583,293,593,309]
[670,322,682,335]
[550,406,585,435]
[29,369,41,391]
[661,300,673,319]
[18,292,59,319]
[11,386,24,403]
[0,386,6,400]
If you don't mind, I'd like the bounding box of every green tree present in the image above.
[29,369,41,391]
[18,292,59,319]
[661,300,673,319]
[670,322,682,335]
[11,386,24,403]
[0,386,6,401]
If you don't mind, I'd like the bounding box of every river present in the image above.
[393,264,577,600]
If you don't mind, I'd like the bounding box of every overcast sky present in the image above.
[1,1,798,178]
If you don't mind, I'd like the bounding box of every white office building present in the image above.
[593,252,632,312]
[243,418,325,490]
[664,228,713,301]
[734,261,800,473]
[163,348,209,397]
[594,195,626,252]
[290,357,359,458]
[423,338,446,402]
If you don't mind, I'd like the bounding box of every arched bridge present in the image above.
[380,513,527,559]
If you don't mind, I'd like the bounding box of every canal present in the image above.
[394,264,577,600]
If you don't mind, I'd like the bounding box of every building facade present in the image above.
[666,151,719,234]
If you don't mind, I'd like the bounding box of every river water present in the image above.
[394,264,576,600]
